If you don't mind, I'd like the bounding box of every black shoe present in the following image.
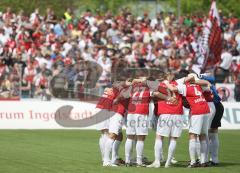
[125,163,134,167]
[142,157,151,165]
[188,160,200,166]
[208,161,219,167]
[115,158,125,166]
[187,163,199,168]
[200,163,209,167]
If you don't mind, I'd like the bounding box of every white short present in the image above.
[109,113,124,135]
[189,114,209,135]
[126,114,149,135]
[156,114,183,138]
[95,108,112,131]
[208,102,216,129]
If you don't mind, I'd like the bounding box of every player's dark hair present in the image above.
[174,69,189,80]
[147,76,155,81]
[157,70,167,81]
[126,78,133,82]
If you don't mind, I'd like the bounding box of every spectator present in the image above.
[234,73,240,101]
[98,55,111,95]
[0,75,11,98]
[24,62,37,97]
[63,61,77,98]
[230,59,240,81]
[0,7,238,100]
[21,76,31,98]
[218,48,233,82]
[54,19,64,37]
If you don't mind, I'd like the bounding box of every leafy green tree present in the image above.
[0,0,239,17]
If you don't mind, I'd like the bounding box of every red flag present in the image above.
[202,0,222,71]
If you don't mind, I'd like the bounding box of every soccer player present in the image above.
[103,80,131,166]
[172,73,211,167]
[95,86,119,163]
[124,79,152,167]
[148,72,183,168]
[199,74,224,166]
[201,85,215,162]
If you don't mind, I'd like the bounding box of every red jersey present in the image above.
[203,90,214,102]
[96,87,119,110]
[111,98,129,116]
[156,81,183,115]
[185,83,210,115]
[128,83,151,115]
[111,87,129,116]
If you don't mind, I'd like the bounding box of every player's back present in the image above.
[203,90,214,102]
[128,83,151,115]
[156,81,183,115]
[111,86,130,116]
[96,87,119,110]
[185,83,210,115]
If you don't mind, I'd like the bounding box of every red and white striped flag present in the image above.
[195,0,222,73]
[204,0,222,70]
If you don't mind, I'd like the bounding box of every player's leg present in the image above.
[150,114,165,163]
[135,114,149,167]
[160,141,165,163]
[165,115,183,168]
[205,102,216,162]
[103,132,118,166]
[148,114,169,168]
[103,112,123,166]
[209,128,219,165]
[99,129,108,162]
[130,137,137,164]
[125,135,135,165]
[196,113,209,164]
[147,135,163,168]
[188,115,203,167]
[199,114,209,166]
[95,108,110,163]
[188,133,198,167]
[111,132,123,165]
[136,135,146,166]
[165,137,177,168]
[209,102,224,165]
[199,134,207,166]
[195,137,201,163]
[125,114,136,165]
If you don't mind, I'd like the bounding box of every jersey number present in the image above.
[194,86,202,96]
[132,87,146,100]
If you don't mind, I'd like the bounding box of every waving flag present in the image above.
[194,0,222,73]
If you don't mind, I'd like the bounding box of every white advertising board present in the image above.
[0,100,239,129]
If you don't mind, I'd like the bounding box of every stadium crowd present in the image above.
[0,7,240,99]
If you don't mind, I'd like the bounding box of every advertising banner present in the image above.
[0,100,239,129]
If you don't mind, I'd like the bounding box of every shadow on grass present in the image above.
[168,161,240,168]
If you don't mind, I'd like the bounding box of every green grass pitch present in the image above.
[0,130,240,173]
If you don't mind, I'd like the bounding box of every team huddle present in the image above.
[95,69,224,168]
